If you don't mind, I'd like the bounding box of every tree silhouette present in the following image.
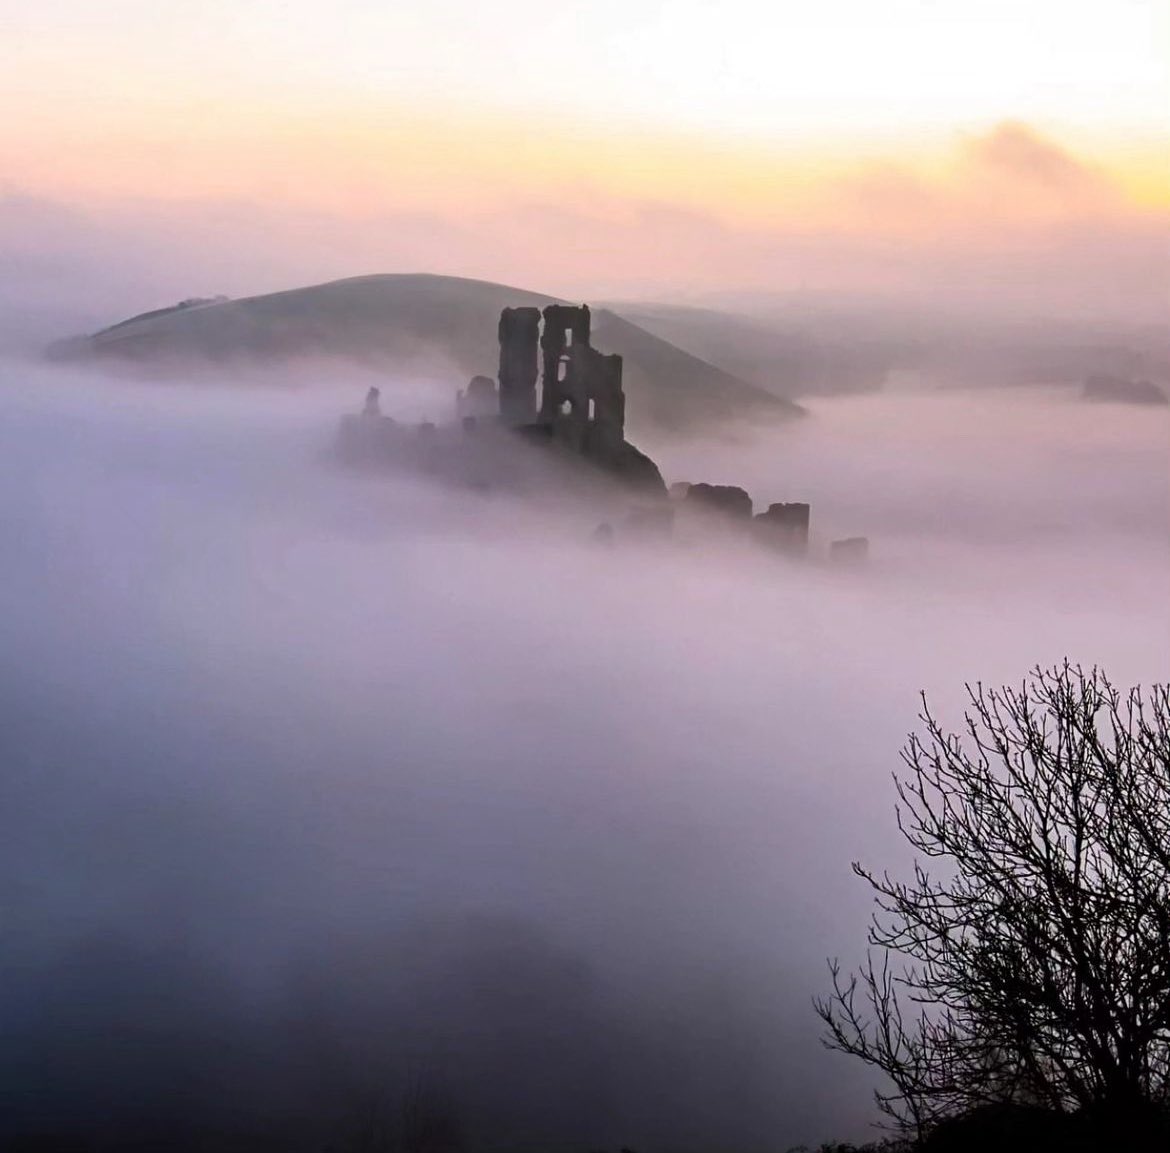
[817,664,1170,1146]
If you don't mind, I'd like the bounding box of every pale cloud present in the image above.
[969,121,1107,191]
[830,122,1123,232]
[2,123,1166,341]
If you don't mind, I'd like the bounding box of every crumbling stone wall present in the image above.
[754,502,810,553]
[580,346,625,454]
[829,536,869,564]
[495,303,626,457]
[497,307,541,425]
[457,375,499,420]
[684,483,754,519]
[539,304,592,424]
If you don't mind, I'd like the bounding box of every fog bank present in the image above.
[0,362,1166,1150]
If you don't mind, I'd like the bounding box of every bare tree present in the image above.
[400,1072,464,1153]
[816,664,1170,1143]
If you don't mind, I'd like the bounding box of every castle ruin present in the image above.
[335,304,860,560]
[498,304,625,454]
[341,302,661,493]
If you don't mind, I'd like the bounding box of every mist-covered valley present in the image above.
[1,350,1166,1150]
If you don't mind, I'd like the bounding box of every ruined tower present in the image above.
[496,302,627,456]
[539,304,592,424]
[572,344,625,454]
[497,306,541,425]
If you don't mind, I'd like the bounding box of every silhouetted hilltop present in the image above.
[96,294,230,336]
[63,274,802,431]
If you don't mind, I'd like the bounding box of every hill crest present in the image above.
[68,273,803,431]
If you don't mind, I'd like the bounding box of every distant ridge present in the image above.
[62,273,803,430]
[97,294,230,336]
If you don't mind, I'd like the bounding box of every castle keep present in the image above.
[344,302,662,493]
[497,304,625,454]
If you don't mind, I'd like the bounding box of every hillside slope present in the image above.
[70,274,803,430]
[608,303,889,398]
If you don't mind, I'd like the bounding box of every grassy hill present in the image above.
[70,273,803,430]
[607,302,890,398]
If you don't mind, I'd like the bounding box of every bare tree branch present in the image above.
[816,664,1170,1142]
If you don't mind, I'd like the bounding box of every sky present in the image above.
[2,0,1168,318]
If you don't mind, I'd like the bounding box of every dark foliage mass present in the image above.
[818,664,1170,1149]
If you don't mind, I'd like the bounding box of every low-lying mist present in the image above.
[1,359,1166,1151]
